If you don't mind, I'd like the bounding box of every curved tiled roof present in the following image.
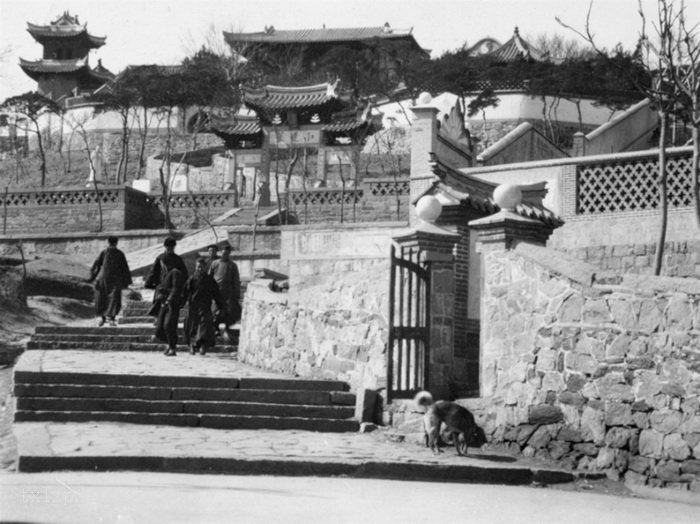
[20,57,88,74]
[488,27,545,62]
[244,82,351,110]
[427,154,562,227]
[27,12,106,48]
[211,116,262,136]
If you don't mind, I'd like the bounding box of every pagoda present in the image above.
[212,81,382,204]
[19,11,114,101]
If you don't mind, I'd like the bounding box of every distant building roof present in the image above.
[226,23,416,44]
[19,57,114,83]
[27,11,106,48]
[488,27,545,62]
[465,37,501,57]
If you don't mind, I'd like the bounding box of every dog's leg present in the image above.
[455,432,468,456]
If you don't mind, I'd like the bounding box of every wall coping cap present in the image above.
[513,242,597,287]
[392,221,460,243]
[469,209,540,228]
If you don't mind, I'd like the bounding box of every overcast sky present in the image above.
[1,0,699,101]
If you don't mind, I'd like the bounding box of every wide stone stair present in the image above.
[13,362,358,432]
[15,296,359,434]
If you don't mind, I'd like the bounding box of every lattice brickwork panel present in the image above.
[367,179,409,197]
[576,154,693,215]
[2,189,121,207]
[288,190,362,206]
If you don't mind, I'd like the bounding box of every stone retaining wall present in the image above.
[477,242,700,491]
[238,258,389,392]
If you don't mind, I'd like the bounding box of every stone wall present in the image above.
[238,258,390,391]
[238,225,406,393]
[565,240,700,278]
[476,241,700,490]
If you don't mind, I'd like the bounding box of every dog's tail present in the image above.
[414,390,434,409]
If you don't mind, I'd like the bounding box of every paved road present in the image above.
[1,471,697,524]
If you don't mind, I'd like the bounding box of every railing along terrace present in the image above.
[576,148,693,215]
[284,178,410,206]
[148,191,238,209]
[1,185,129,207]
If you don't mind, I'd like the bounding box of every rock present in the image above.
[580,406,606,444]
[606,468,621,481]
[595,374,634,402]
[681,397,700,415]
[628,455,651,474]
[605,403,633,426]
[548,440,571,460]
[516,425,538,446]
[583,299,611,324]
[665,295,692,330]
[558,391,585,406]
[639,429,664,458]
[650,409,683,434]
[624,470,648,486]
[629,431,640,454]
[566,373,587,392]
[574,443,599,457]
[595,447,616,469]
[627,356,655,370]
[633,412,650,430]
[680,416,700,434]
[638,299,663,332]
[528,425,554,449]
[360,422,377,433]
[631,400,652,412]
[529,405,563,424]
[655,461,681,482]
[558,427,583,442]
[661,383,685,398]
[605,427,631,449]
[681,460,700,475]
[558,294,584,323]
[615,449,629,471]
[606,335,631,359]
[566,352,597,375]
[664,434,691,461]
[685,433,700,448]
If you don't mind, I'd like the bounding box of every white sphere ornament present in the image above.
[416,195,442,223]
[417,91,432,105]
[493,184,522,211]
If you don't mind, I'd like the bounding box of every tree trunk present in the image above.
[338,158,345,224]
[137,107,149,179]
[654,111,668,276]
[34,119,47,187]
[692,124,700,230]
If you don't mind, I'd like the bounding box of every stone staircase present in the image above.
[14,297,359,433]
[13,369,358,432]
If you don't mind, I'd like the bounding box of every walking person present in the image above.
[88,236,132,327]
[205,244,220,273]
[145,236,188,316]
[208,244,241,335]
[183,258,224,355]
[154,266,186,357]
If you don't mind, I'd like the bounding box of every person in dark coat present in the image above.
[145,236,188,317]
[205,244,220,272]
[89,236,132,327]
[154,266,186,357]
[183,258,224,355]
[208,244,241,331]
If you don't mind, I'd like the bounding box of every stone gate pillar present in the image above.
[393,195,460,399]
[469,184,555,397]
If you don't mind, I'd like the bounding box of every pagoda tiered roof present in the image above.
[488,27,545,62]
[27,11,106,48]
[243,82,353,111]
[19,57,114,83]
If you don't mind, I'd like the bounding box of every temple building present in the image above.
[212,81,382,203]
[487,27,545,62]
[19,11,114,102]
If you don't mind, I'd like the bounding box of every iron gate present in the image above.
[387,243,430,401]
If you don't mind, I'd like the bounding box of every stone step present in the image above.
[26,340,237,352]
[14,384,354,406]
[14,410,360,432]
[14,370,352,393]
[35,325,174,336]
[16,397,355,419]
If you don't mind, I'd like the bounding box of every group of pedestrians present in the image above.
[144,237,241,357]
[89,236,241,357]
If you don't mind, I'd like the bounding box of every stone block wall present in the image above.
[238,257,390,392]
[565,240,700,278]
[476,242,700,490]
